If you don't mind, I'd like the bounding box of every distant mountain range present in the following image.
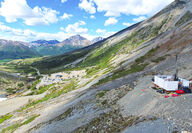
[0,35,103,60]
[0,40,39,60]
[31,40,60,46]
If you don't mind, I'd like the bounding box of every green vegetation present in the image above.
[80,43,123,69]
[74,110,141,133]
[18,81,76,112]
[28,84,54,95]
[55,107,74,121]
[96,63,148,86]
[176,11,192,27]
[33,49,91,74]
[0,114,13,124]
[0,77,10,84]
[135,46,160,64]
[0,73,27,95]
[96,90,109,98]
[34,44,81,56]
[22,115,40,125]
[0,59,13,64]
[0,57,42,74]
[152,56,166,63]
[17,83,24,88]
[152,18,167,36]
[28,17,166,75]
[57,22,164,82]
[34,84,54,94]
[95,46,160,85]
[6,88,15,94]
[76,32,148,78]
[0,42,39,60]
[1,114,39,133]
[30,79,41,90]
[1,123,20,133]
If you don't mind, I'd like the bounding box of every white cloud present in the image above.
[90,15,95,19]
[60,27,65,31]
[133,16,146,22]
[92,0,174,17]
[96,29,106,34]
[25,7,59,26]
[65,21,88,34]
[122,23,133,27]
[79,0,96,14]
[61,0,67,3]
[0,0,59,26]
[0,22,96,41]
[122,16,147,27]
[60,13,73,20]
[81,34,98,40]
[104,17,118,26]
[0,22,36,40]
[96,28,115,38]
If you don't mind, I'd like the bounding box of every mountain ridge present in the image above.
[1,0,192,132]
[0,39,39,60]
[0,35,104,58]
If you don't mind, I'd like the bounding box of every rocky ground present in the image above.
[1,1,192,132]
[1,31,192,133]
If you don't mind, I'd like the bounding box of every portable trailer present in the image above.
[153,75,189,91]
[153,55,190,92]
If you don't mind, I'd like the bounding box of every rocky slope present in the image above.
[1,0,192,133]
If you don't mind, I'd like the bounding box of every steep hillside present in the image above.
[0,40,39,60]
[33,0,192,74]
[1,0,192,133]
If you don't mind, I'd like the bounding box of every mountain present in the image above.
[57,35,92,47]
[31,40,60,46]
[0,39,39,60]
[34,0,192,73]
[30,35,93,56]
[2,1,192,132]
[0,35,93,59]
[32,44,81,56]
[29,0,192,131]
[92,37,104,44]
[30,37,86,56]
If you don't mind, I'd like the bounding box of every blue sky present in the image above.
[0,0,174,42]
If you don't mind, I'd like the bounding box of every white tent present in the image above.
[154,75,189,91]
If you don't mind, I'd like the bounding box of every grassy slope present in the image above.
[34,45,82,56]
[1,114,39,133]
[32,18,167,75]
[0,57,42,74]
